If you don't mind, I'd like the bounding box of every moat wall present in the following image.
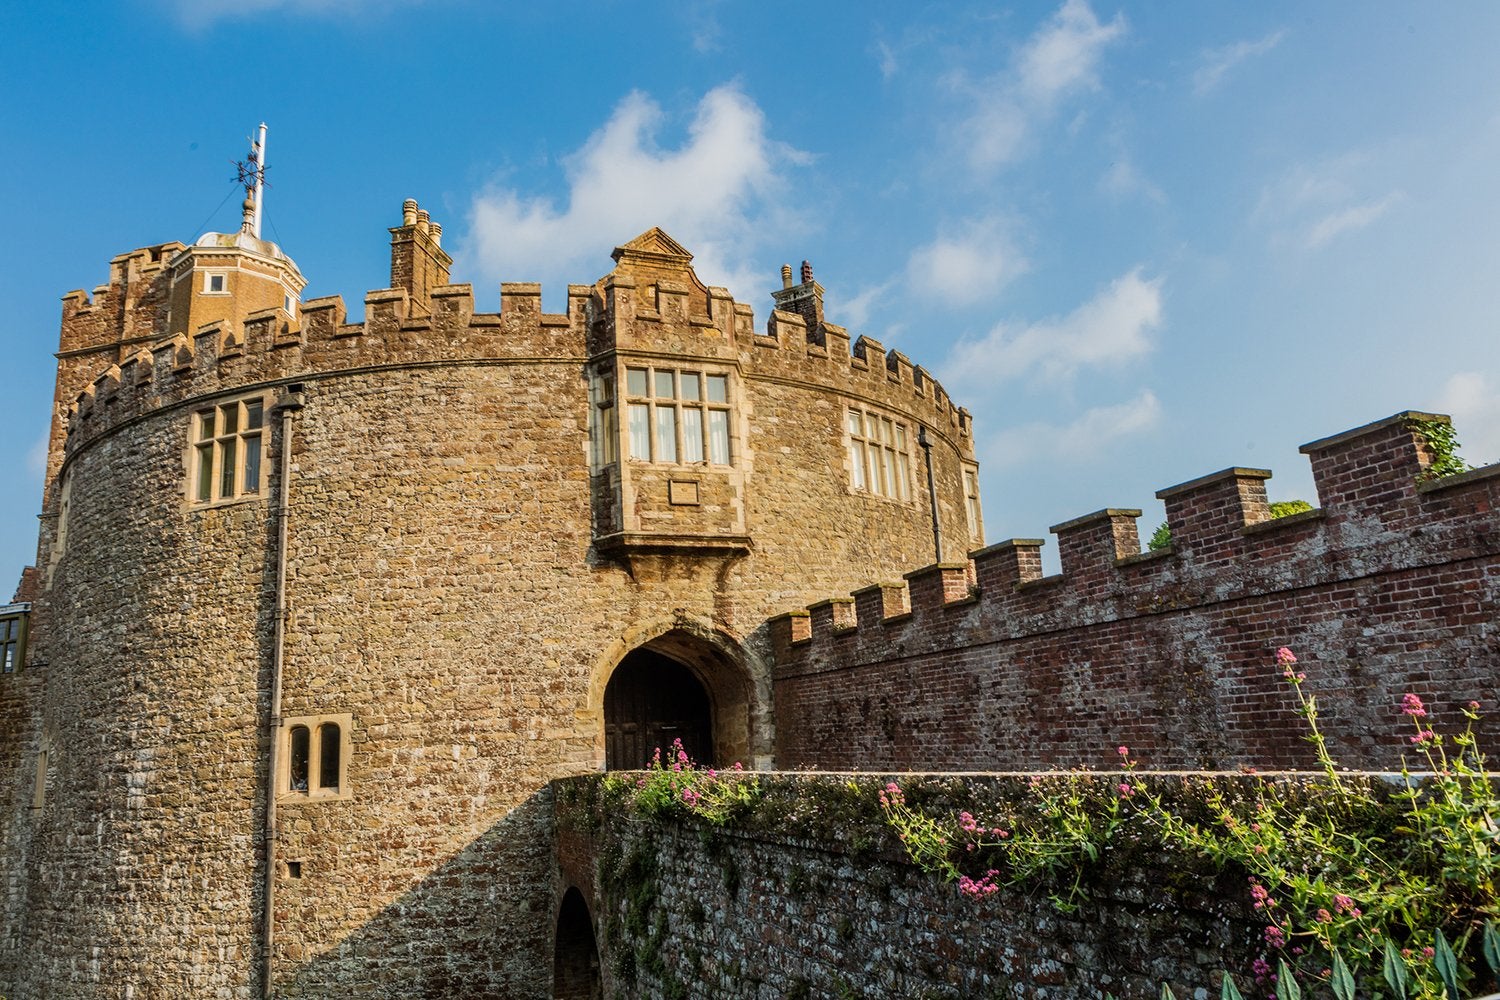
[554,772,1263,1000]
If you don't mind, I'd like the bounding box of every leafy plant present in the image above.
[1409,417,1473,482]
[604,739,761,826]
[1149,500,1311,551]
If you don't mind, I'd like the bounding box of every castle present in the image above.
[3,148,1498,999]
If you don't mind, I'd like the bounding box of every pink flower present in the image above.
[1265,925,1286,948]
[1422,946,1436,959]
[1249,880,1273,911]
[1276,647,1297,666]
[1410,730,1436,746]
[1402,693,1427,718]
[1470,700,1482,711]
[1117,746,1130,757]
[1117,782,1134,798]
[1315,908,1332,923]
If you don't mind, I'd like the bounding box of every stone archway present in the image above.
[552,887,600,1000]
[595,623,758,771]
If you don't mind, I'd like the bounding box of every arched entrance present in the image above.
[552,887,601,1000]
[604,648,713,770]
[595,624,759,770]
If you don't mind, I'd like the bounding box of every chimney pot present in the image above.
[800,260,813,284]
[402,199,418,226]
[780,264,793,289]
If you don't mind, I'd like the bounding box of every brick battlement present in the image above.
[55,214,970,459]
[771,412,1500,772]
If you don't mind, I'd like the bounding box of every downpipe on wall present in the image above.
[262,385,304,998]
[919,426,943,563]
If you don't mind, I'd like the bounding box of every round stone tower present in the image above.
[1,199,981,997]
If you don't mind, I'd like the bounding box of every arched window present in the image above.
[318,723,341,792]
[288,725,310,792]
[280,713,352,800]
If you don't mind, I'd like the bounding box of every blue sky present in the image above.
[3,1,1498,586]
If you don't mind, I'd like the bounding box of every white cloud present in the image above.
[1304,192,1403,249]
[837,280,897,337]
[459,85,807,302]
[1099,152,1166,204]
[983,390,1162,466]
[688,1,724,53]
[942,268,1163,385]
[906,220,1026,304]
[160,0,428,28]
[875,40,899,80]
[1016,0,1127,106]
[1436,371,1500,466]
[1257,154,1403,251]
[1193,30,1285,96]
[951,0,1126,172]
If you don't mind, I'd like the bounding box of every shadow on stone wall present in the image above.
[274,788,558,1000]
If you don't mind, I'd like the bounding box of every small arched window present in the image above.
[288,725,310,792]
[318,723,341,792]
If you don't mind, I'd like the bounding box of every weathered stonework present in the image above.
[1,203,977,998]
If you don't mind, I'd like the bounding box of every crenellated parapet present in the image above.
[771,411,1500,772]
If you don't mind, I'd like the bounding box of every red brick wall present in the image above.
[772,413,1500,771]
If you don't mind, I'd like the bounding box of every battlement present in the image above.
[54,210,972,460]
[771,411,1500,771]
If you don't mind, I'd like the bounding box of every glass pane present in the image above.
[219,439,237,498]
[655,406,677,464]
[246,400,264,430]
[319,724,341,791]
[850,442,866,490]
[680,371,701,401]
[868,446,885,496]
[3,647,12,674]
[847,410,862,436]
[626,368,648,396]
[289,726,310,792]
[221,404,238,435]
[244,434,262,493]
[197,445,213,502]
[654,370,675,399]
[706,374,728,403]
[1,620,12,640]
[880,417,894,445]
[627,404,651,459]
[884,448,899,500]
[897,456,911,501]
[895,423,908,453]
[683,408,704,463]
[708,410,730,465]
[198,410,215,440]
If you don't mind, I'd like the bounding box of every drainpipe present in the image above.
[261,385,304,998]
[918,426,942,564]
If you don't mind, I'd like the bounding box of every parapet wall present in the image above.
[55,231,971,468]
[772,412,1500,771]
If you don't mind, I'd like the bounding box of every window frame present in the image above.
[845,406,914,503]
[963,464,984,545]
[202,271,228,295]
[187,392,271,508]
[621,364,733,467]
[0,603,30,675]
[278,712,352,802]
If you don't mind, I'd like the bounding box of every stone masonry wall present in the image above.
[554,773,1261,1000]
[773,412,1500,773]
[1,217,980,998]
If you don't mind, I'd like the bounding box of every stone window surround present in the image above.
[846,405,915,503]
[202,271,228,294]
[186,391,272,509]
[278,712,353,803]
[964,464,983,544]
[0,602,30,675]
[622,364,733,467]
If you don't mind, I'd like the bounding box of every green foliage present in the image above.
[1409,417,1474,482]
[603,739,761,826]
[872,647,1500,999]
[1148,521,1172,551]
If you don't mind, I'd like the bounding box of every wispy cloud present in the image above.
[951,0,1127,171]
[1193,30,1285,96]
[1436,371,1500,466]
[159,0,430,29]
[1257,154,1404,251]
[1304,193,1403,249]
[942,268,1163,385]
[1099,150,1166,205]
[984,390,1162,466]
[27,432,48,477]
[687,0,725,54]
[460,85,807,302]
[874,39,899,80]
[906,219,1027,305]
